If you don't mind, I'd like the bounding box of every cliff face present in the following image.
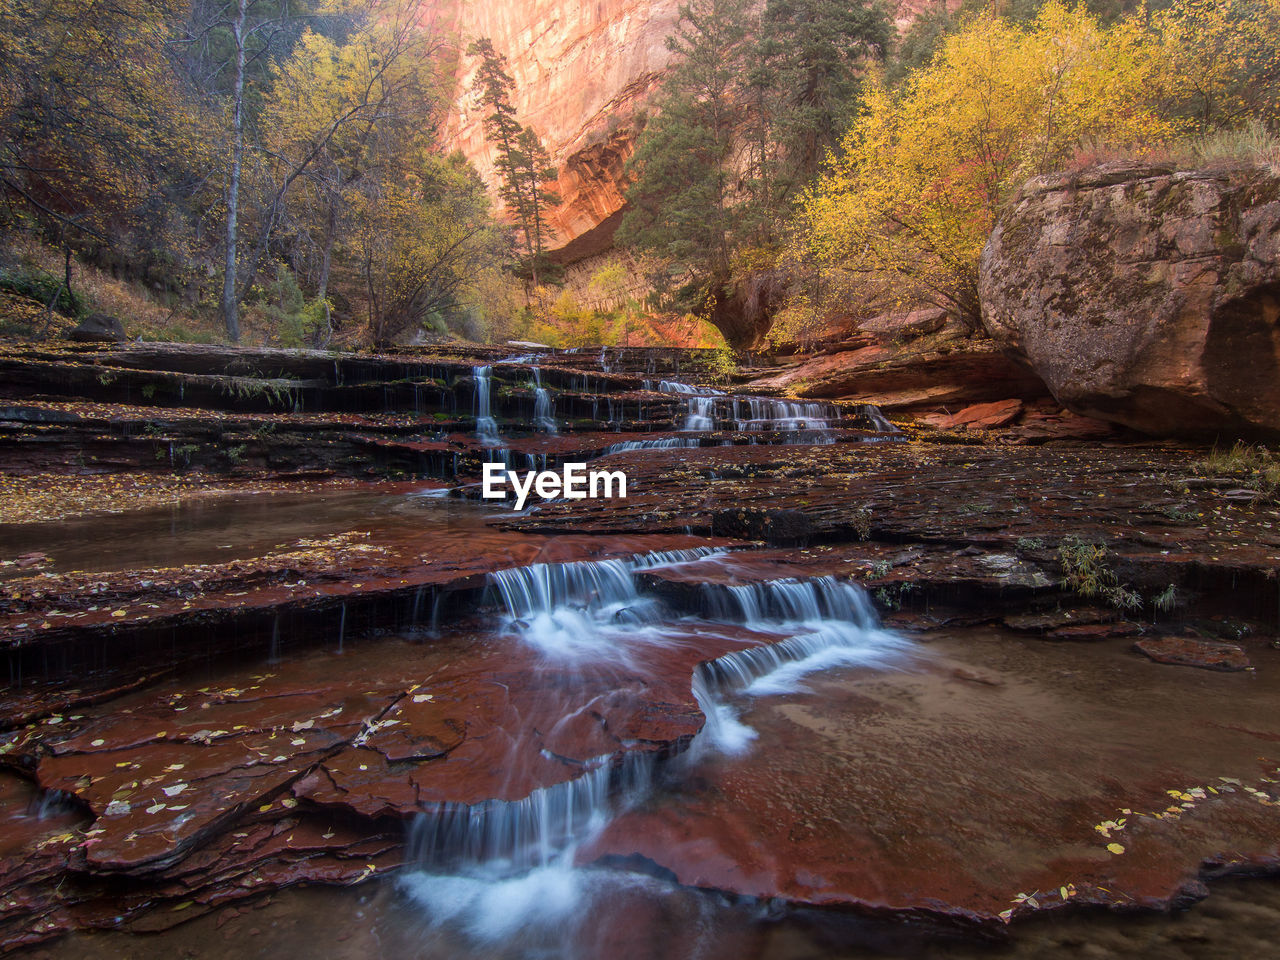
[980,163,1280,439]
[444,0,684,262]
[442,0,949,267]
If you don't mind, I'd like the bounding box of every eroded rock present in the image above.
[1135,636,1253,671]
[981,162,1280,439]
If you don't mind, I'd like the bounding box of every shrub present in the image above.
[0,265,87,317]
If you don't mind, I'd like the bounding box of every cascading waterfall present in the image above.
[657,380,724,396]
[650,380,843,440]
[649,380,722,432]
[401,548,911,946]
[600,437,702,456]
[487,548,722,660]
[861,403,899,434]
[472,366,499,444]
[406,751,657,872]
[697,576,907,696]
[531,367,557,433]
[399,548,724,940]
[683,396,716,431]
[732,397,836,431]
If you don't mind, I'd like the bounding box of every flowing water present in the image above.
[473,365,500,443]
[396,547,914,952]
[531,367,558,434]
[12,357,1274,960]
[650,379,845,441]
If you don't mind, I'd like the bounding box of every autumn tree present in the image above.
[1150,0,1280,133]
[175,0,352,340]
[255,0,446,342]
[0,0,204,309]
[348,151,502,346]
[467,38,560,287]
[795,1,1175,325]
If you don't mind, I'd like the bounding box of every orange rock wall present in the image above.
[440,0,954,264]
[442,0,683,260]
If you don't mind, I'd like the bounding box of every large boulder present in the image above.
[68,312,126,343]
[980,163,1280,439]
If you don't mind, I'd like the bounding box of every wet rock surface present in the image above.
[586,631,1280,920]
[1,340,1279,955]
[1134,636,1252,671]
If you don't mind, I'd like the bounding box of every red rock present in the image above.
[1134,636,1252,671]
[920,399,1024,431]
[982,162,1280,439]
[1046,622,1142,642]
[746,338,1047,411]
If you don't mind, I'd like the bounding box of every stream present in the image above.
[2,348,1279,957]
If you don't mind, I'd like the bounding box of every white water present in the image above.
[650,379,843,441]
[683,395,716,431]
[732,397,837,432]
[472,365,499,444]
[531,367,557,434]
[861,403,899,434]
[600,437,702,456]
[401,549,912,947]
[488,548,721,664]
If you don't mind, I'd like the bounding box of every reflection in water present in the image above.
[0,489,500,578]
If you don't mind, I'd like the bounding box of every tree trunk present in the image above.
[315,204,336,347]
[220,0,248,343]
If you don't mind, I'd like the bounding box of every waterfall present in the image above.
[400,751,659,944]
[600,437,702,456]
[488,548,722,661]
[473,366,499,444]
[656,380,724,396]
[696,576,907,698]
[649,380,840,439]
[683,396,716,431]
[732,397,836,432]
[406,751,657,872]
[401,551,911,947]
[861,403,899,434]
[531,367,557,433]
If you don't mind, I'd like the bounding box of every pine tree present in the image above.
[617,0,888,347]
[467,38,560,288]
[616,0,750,295]
[758,0,892,199]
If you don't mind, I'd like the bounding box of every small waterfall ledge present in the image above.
[401,549,913,900]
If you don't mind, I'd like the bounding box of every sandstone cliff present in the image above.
[444,0,684,265]
[980,163,1280,439]
[442,0,950,270]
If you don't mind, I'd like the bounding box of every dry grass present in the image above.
[1068,121,1280,175]
[0,235,299,347]
[1194,441,1280,500]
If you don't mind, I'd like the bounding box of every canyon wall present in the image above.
[441,0,950,275]
[443,0,684,268]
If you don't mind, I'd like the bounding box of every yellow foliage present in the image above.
[1151,0,1280,132]
[796,1,1177,320]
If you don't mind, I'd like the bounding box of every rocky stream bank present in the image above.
[0,338,1277,957]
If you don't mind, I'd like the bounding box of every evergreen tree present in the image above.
[467,38,560,287]
[616,0,750,309]
[758,0,892,198]
[617,0,888,346]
